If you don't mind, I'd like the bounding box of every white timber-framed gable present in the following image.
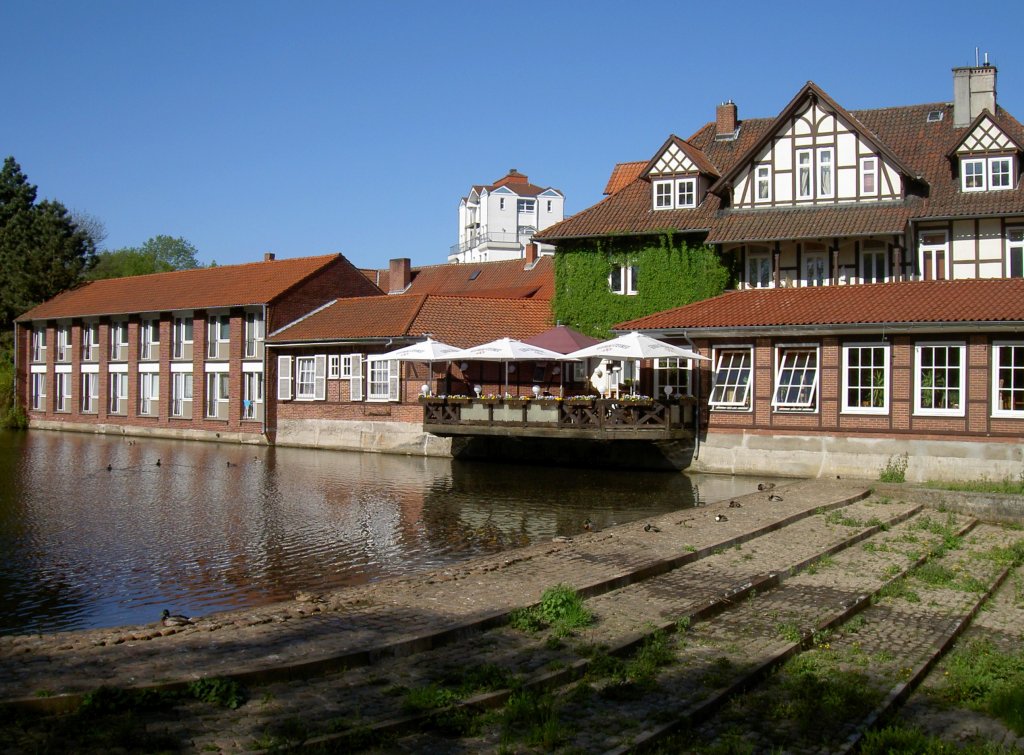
[719,85,907,210]
[951,112,1021,193]
[646,136,716,211]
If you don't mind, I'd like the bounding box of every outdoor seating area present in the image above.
[398,331,704,440]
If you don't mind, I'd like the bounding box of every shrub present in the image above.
[879,453,909,483]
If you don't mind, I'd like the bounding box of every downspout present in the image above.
[12,321,19,412]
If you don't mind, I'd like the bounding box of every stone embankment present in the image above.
[1,480,1021,753]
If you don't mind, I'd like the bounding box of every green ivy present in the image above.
[553,233,731,337]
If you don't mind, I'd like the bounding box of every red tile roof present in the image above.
[616,278,1024,332]
[705,202,914,244]
[364,257,554,300]
[538,84,1024,243]
[603,161,647,195]
[268,294,553,348]
[18,254,351,321]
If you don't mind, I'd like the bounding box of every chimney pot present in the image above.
[264,252,276,262]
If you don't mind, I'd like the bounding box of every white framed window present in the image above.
[31,327,46,362]
[517,199,535,213]
[993,342,1024,416]
[797,149,813,199]
[772,346,819,411]
[55,372,71,412]
[368,358,399,401]
[82,373,98,413]
[546,199,552,212]
[341,355,354,377]
[139,372,159,416]
[915,342,965,416]
[918,230,949,280]
[206,314,230,359]
[804,251,828,287]
[205,372,229,419]
[82,323,99,361]
[140,319,159,360]
[842,343,889,414]
[862,241,888,283]
[990,157,1012,189]
[171,372,193,417]
[609,265,638,295]
[1007,227,1024,278]
[173,316,193,359]
[746,250,772,288]
[756,165,771,202]
[676,178,696,208]
[708,348,753,410]
[244,311,264,358]
[328,354,341,379]
[962,156,1014,192]
[56,325,71,362]
[295,355,326,400]
[109,372,128,414]
[109,321,128,361]
[653,180,673,209]
[860,157,878,195]
[818,147,834,198]
[31,373,46,410]
[498,197,506,210]
[243,371,263,419]
[654,357,691,398]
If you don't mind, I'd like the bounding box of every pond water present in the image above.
[0,430,764,635]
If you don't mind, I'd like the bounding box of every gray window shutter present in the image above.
[314,354,327,400]
[277,355,292,400]
[350,353,363,401]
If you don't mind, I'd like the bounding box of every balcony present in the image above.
[449,228,528,257]
[422,397,695,440]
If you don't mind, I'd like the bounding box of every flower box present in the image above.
[503,398,530,408]
[445,396,472,405]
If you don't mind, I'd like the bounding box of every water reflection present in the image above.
[0,430,763,635]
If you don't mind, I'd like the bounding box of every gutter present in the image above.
[619,320,1024,339]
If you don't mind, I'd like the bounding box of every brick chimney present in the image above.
[388,258,412,294]
[263,252,276,262]
[716,100,738,138]
[524,242,539,265]
[953,63,997,127]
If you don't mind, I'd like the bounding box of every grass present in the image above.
[941,638,1024,735]
[770,653,876,736]
[879,452,909,483]
[925,471,1024,496]
[500,689,570,750]
[508,584,594,637]
[875,577,921,603]
[861,724,1019,753]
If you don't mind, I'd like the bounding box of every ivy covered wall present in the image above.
[553,233,733,337]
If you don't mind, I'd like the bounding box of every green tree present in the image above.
[0,157,96,331]
[88,235,202,280]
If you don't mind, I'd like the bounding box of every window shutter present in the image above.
[350,353,363,401]
[314,354,327,400]
[277,355,292,400]
[388,359,400,401]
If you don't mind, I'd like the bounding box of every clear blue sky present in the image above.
[6,1,1024,270]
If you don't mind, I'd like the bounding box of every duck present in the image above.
[757,482,776,491]
[715,513,728,522]
[729,500,742,508]
[643,523,661,533]
[161,609,194,627]
[768,493,784,502]
[155,458,162,467]
[106,464,112,472]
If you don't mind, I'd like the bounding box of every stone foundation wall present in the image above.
[690,430,1024,482]
[29,419,269,445]
[275,418,452,457]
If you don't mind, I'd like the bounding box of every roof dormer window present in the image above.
[652,177,697,210]
[962,156,1013,192]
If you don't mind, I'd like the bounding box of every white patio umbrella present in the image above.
[563,331,708,397]
[563,331,708,362]
[447,337,565,395]
[379,337,462,396]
